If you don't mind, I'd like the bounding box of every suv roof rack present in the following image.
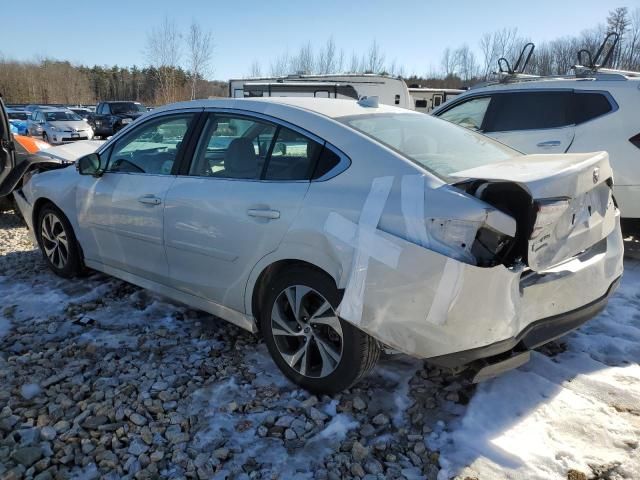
[471,34,640,89]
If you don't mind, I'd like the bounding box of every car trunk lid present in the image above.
[450,152,616,271]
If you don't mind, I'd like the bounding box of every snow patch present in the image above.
[431,259,640,480]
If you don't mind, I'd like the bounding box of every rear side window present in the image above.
[264,127,323,181]
[312,146,341,179]
[574,92,613,124]
[484,91,572,132]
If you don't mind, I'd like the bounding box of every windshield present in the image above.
[45,111,82,122]
[8,112,28,120]
[110,102,146,114]
[71,109,88,116]
[338,113,518,180]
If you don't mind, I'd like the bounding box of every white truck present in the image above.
[228,74,414,110]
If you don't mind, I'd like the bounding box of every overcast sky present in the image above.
[1,0,638,79]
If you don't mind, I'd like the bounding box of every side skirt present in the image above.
[84,259,258,333]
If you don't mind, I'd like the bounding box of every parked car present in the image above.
[27,109,94,144]
[431,68,640,219]
[0,97,623,393]
[7,109,28,135]
[89,101,147,138]
[69,107,92,121]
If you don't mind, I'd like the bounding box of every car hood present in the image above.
[36,140,105,162]
[451,151,617,271]
[49,120,90,131]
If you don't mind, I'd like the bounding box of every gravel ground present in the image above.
[0,210,469,480]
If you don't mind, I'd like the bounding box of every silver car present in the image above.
[29,109,94,144]
[1,98,623,393]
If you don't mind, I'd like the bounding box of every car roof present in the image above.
[151,97,412,120]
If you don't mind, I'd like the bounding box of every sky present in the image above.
[0,0,638,80]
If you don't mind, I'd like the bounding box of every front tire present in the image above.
[260,266,380,394]
[36,204,84,278]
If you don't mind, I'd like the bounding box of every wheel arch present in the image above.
[246,246,344,330]
[32,197,86,264]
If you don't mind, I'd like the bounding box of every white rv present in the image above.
[228,74,413,109]
[409,87,464,113]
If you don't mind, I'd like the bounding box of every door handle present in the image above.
[536,140,561,147]
[138,195,162,205]
[247,208,280,219]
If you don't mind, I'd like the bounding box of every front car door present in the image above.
[436,91,576,154]
[0,96,16,195]
[164,111,321,313]
[75,111,199,284]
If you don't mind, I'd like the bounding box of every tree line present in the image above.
[250,6,640,88]
[1,7,639,105]
[0,18,224,106]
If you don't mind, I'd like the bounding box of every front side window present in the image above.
[438,97,491,131]
[107,115,193,175]
[190,115,276,179]
[483,91,572,132]
[339,112,517,180]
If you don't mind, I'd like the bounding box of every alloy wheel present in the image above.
[40,212,69,269]
[271,285,344,378]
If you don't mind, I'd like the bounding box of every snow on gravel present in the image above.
[1,208,639,480]
[430,259,640,480]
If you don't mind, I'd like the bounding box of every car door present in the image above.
[482,91,575,154]
[163,112,319,313]
[0,96,16,195]
[75,111,199,284]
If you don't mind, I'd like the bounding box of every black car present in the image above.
[89,101,147,138]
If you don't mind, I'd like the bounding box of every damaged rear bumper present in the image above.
[355,211,624,363]
[429,274,620,369]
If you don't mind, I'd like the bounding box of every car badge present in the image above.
[592,167,600,184]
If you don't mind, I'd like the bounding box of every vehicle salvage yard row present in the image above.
[1,210,639,480]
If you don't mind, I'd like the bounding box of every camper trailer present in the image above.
[228,74,413,109]
[409,87,464,113]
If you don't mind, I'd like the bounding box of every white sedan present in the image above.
[0,97,623,393]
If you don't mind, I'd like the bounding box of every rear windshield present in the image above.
[337,112,517,180]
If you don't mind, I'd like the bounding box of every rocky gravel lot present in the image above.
[0,210,471,480]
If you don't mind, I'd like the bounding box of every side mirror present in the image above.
[76,153,103,177]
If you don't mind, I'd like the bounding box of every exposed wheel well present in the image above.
[251,259,337,333]
[32,197,55,230]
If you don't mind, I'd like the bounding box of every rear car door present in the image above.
[163,111,321,313]
[482,91,575,154]
[75,111,199,284]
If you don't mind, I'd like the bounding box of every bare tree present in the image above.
[145,16,182,104]
[186,21,213,100]
[626,8,640,69]
[290,42,314,74]
[365,39,385,73]
[270,51,290,76]
[249,60,262,78]
[317,36,337,74]
[348,51,360,73]
[607,7,630,68]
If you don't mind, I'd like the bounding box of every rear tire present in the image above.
[260,266,380,394]
[36,204,84,278]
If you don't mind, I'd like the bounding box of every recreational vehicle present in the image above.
[228,74,413,109]
[409,87,464,113]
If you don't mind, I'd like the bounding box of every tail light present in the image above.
[630,133,640,149]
